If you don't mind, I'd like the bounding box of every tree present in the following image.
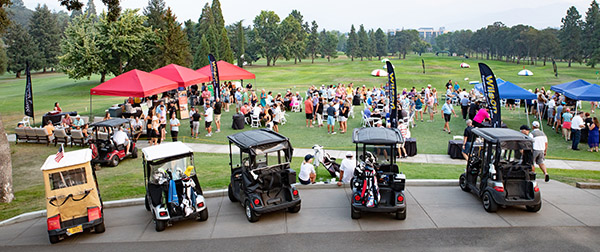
[583,0,600,67]
[29,4,62,72]
[391,29,419,59]
[288,10,307,63]
[0,41,7,75]
[85,0,96,17]
[560,6,583,67]
[60,13,102,80]
[368,29,376,59]
[374,28,387,60]
[306,20,319,63]
[5,23,39,78]
[211,0,224,29]
[0,0,13,203]
[143,0,166,31]
[319,30,338,62]
[156,8,192,67]
[101,0,120,22]
[207,25,219,59]
[219,27,234,63]
[336,31,347,52]
[96,9,156,81]
[193,34,210,68]
[230,20,245,67]
[346,25,358,61]
[253,10,281,66]
[70,8,83,19]
[357,24,369,60]
[244,28,261,65]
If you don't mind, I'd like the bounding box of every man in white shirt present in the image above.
[272,103,281,132]
[299,154,316,184]
[113,126,131,155]
[337,152,356,186]
[169,113,180,142]
[571,111,585,151]
[528,121,549,182]
[204,103,214,137]
[547,98,556,126]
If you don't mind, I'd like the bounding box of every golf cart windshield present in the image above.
[48,167,88,190]
[149,155,195,184]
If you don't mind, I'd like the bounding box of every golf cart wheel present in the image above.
[351,206,361,219]
[94,221,106,233]
[196,208,209,221]
[144,194,150,211]
[245,200,259,223]
[287,203,301,213]
[459,174,471,192]
[228,183,238,202]
[155,220,167,232]
[110,155,119,167]
[49,234,60,244]
[131,147,138,159]
[526,202,542,212]
[482,191,498,213]
[395,208,407,220]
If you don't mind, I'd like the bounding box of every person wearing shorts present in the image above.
[326,102,336,134]
[204,103,214,137]
[442,99,456,134]
[462,120,474,160]
[523,122,550,182]
[214,98,222,133]
[305,98,314,127]
[192,111,201,138]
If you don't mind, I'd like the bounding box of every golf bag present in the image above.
[355,161,380,208]
[312,144,340,178]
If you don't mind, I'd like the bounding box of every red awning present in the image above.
[196,61,256,81]
[90,69,179,97]
[151,64,210,88]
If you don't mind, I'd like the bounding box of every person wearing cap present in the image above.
[72,115,85,130]
[326,102,337,134]
[462,120,475,161]
[442,98,457,134]
[571,111,585,151]
[337,152,357,186]
[529,122,550,181]
[299,154,316,185]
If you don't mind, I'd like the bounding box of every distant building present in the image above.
[418,27,447,40]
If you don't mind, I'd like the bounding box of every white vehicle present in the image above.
[142,142,208,232]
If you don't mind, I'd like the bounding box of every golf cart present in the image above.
[89,118,138,167]
[142,142,208,232]
[42,149,105,244]
[459,128,542,212]
[227,129,301,222]
[351,127,407,220]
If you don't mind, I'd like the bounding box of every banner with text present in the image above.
[387,61,398,128]
[478,63,501,128]
[208,54,220,101]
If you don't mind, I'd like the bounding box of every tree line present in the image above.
[435,1,600,68]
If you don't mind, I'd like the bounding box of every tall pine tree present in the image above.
[156,8,192,67]
[307,20,319,63]
[193,35,210,68]
[60,13,102,80]
[143,0,166,31]
[583,0,600,67]
[346,25,358,61]
[219,27,234,63]
[29,4,61,72]
[559,6,583,67]
[357,24,369,61]
[5,23,39,77]
[85,0,96,17]
[374,28,388,60]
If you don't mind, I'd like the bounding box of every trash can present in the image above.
[232,113,245,130]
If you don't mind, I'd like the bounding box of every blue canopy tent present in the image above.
[473,78,537,126]
[550,79,593,93]
[563,84,600,101]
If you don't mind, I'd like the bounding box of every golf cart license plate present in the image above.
[67,225,83,236]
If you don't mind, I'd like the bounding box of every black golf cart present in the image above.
[227,129,301,222]
[142,142,208,232]
[459,128,542,212]
[351,127,407,220]
[89,118,137,167]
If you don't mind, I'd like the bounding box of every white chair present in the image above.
[514,99,521,108]
[500,99,506,107]
[250,114,261,128]
[291,97,303,112]
[80,116,90,124]
[349,106,355,119]
[453,136,464,140]
[279,110,288,125]
[53,128,70,146]
[71,129,86,147]
[14,127,27,144]
[35,128,54,146]
[362,111,382,127]
[18,116,31,127]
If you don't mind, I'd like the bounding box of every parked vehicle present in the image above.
[459,128,542,213]
[142,142,208,231]
[42,149,105,244]
[89,118,137,167]
[227,129,301,222]
[350,127,407,220]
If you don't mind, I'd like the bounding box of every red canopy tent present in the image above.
[89,69,179,117]
[196,60,256,81]
[151,64,210,88]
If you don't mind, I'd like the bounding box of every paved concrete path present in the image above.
[7,133,600,171]
[1,180,599,246]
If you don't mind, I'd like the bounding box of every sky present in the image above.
[23,0,594,32]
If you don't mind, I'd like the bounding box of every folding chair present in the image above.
[250,114,261,128]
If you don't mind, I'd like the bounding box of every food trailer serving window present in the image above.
[49,168,88,190]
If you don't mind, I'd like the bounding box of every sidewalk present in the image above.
[7,134,600,171]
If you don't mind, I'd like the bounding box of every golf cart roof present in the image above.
[471,128,533,144]
[41,149,92,171]
[228,129,290,150]
[142,142,194,161]
[353,127,404,145]
[90,118,130,128]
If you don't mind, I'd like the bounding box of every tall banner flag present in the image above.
[421,59,425,74]
[386,61,398,128]
[208,54,220,101]
[478,63,501,128]
[24,61,34,118]
[552,60,558,78]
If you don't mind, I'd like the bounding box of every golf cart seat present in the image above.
[378,164,399,174]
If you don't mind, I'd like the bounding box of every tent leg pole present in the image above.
[90,94,92,119]
[526,103,530,127]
